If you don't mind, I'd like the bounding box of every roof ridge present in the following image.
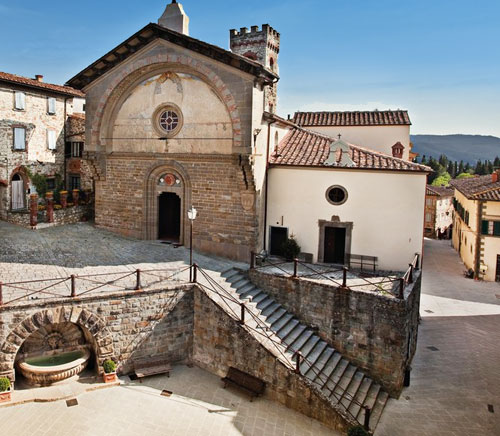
[0,71,84,97]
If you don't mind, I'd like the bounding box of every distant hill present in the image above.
[411,134,500,163]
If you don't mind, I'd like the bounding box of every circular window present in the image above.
[326,185,348,205]
[153,104,183,138]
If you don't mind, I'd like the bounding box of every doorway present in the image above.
[11,174,24,210]
[270,226,288,256]
[158,193,181,242]
[496,255,500,282]
[324,227,346,264]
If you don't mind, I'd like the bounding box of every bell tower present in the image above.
[229,24,280,113]
[158,0,189,35]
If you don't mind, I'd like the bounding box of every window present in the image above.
[48,97,56,115]
[426,198,433,206]
[71,142,83,158]
[326,185,348,205]
[153,104,183,137]
[47,130,57,150]
[426,213,432,222]
[159,110,179,132]
[70,175,81,190]
[14,92,25,110]
[46,178,56,191]
[13,127,26,150]
[494,222,500,237]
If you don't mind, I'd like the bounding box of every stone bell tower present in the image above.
[229,24,280,113]
[158,0,189,35]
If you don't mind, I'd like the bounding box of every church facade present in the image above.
[68,2,282,261]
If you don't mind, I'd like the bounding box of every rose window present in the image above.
[159,110,179,133]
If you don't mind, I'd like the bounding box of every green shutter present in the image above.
[494,222,500,236]
[482,220,489,235]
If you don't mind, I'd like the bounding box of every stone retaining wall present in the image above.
[38,204,92,226]
[248,269,422,397]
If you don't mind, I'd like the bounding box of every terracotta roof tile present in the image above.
[426,185,454,196]
[0,71,85,98]
[451,175,500,201]
[270,127,430,172]
[293,110,411,127]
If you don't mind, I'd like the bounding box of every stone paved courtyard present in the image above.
[376,238,500,436]
[0,365,338,436]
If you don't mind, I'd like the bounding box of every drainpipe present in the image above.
[474,199,484,279]
[63,97,68,189]
[263,118,276,252]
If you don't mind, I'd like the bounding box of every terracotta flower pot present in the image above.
[0,388,11,403]
[103,372,117,383]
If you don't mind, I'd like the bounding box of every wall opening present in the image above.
[158,192,181,242]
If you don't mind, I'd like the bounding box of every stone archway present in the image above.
[0,307,114,384]
[144,160,191,243]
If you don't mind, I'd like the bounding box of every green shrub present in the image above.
[0,377,10,392]
[103,359,117,374]
[281,236,301,261]
[347,426,369,436]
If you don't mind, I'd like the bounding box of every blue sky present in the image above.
[1,0,499,136]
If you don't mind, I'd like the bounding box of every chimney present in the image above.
[158,0,189,35]
[35,75,44,82]
[392,142,404,159]
[492,169,500,183]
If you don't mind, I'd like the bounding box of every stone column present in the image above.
[29,194,38,228]
[45,192,54,223]
[72,189,79,207]
[60,191,68,208]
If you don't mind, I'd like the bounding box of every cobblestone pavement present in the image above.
[0,366,338,436]
[0,221,244,304]
[376,239,500,436]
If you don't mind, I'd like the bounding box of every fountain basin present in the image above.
[17,349,90,386]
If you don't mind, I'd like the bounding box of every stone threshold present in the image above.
[0,375,121,408]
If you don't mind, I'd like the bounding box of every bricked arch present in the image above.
[91,52,242,152]
[0,307,114,382]
[144,160,192,242]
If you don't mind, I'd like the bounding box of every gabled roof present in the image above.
[0,71,84,98]
[269,127,430,172]
[451,175,500,201]
[67,23,278,90]
[293,110,411,127]
[426,185,454,197]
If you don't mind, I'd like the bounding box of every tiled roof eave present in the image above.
[269,163,430,173]
[0,77,84,98]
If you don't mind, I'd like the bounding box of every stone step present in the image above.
[236,282,255,295]
[348,377,372,420]
[357,383,381,422]
[305,346,333,380]
[241,287,261,300]
[231,277,251,290]
[256,297,275,312]
[299,336,322,361]
[282,323,307,346]
[261,302,281,317]
[340,370,365,412]
[251,292,268,305]
[369,390,389,430]
[276,318,300,339]
[271,312,294,332]
[266,307,287,325]
[331,364,357,405]
[322,357,349,392]
[220,268,239,279]
[288,329,314,354]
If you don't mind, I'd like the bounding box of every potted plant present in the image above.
[0,377,11,403]
[102,359,117,383]
[281,235,301,261]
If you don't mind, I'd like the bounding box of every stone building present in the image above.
[451,172,500,281]
[424,185,454,239]
[67,1,280,261]
[0,71,89,223]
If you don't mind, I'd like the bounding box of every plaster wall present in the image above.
[307,125,410,161]
[452,190,477,270]
[267,167,426,271]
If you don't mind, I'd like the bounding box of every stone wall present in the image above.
[248,269,422,396]
[192,290,352,433]
[39,204,92,226]
[0,286,194,383]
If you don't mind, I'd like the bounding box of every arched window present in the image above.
[269,57,275,71]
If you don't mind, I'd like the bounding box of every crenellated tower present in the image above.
[229,24,280,113]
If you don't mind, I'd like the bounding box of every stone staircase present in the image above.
[214,267,389,431]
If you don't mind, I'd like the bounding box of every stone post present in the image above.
[72,189,79,207]
[45,192,54,223]
[29,194,38,228]
[60,191,68,208]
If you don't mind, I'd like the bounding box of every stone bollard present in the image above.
[60,190,68,208]
[45,192,54,223]
[72,189,79,207]
[29,193,38,228]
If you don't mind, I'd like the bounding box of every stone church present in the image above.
[67,1,282,261]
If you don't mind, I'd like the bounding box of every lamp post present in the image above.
[188,206,197,282]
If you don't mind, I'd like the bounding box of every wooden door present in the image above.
[11,180,24,210]
[324,227,346,264]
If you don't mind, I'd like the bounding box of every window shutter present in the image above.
[494,222,500,237]
[65,141,71,157]
[14,128,25,149]
[79,142,84,157]
[48,97,56,114]
[482,220,489,235]
[47,130,57,150]
[15,92,25,110]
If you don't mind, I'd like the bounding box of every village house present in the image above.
[451,172,500,281]
[0,71,90,225]
[424,185,454,239]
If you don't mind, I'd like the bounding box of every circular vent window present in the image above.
[153,104,183,137]
[326,186,348,205]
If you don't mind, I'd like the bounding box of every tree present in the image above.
[456,172,474,179]
[458,160,464,174]
[494,156,500,168]
[420,155,427,165]
[432,172,451,187]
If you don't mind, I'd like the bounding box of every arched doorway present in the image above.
[11,173,25,210]
[159,192,181,241]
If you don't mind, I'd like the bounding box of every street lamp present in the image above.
[188,206,197,281]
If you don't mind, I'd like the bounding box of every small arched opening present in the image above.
[11,173,25,210]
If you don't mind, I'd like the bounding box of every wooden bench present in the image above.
[221,367,265,401]
[133,358,171,379]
